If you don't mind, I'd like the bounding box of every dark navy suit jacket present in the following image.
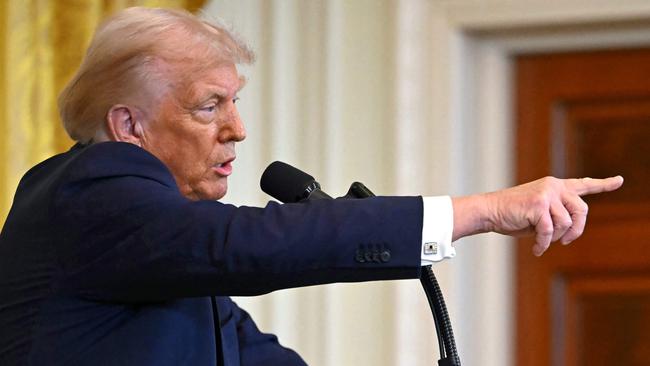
[0,142,423,365]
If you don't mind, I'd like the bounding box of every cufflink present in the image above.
[424,242,438,255]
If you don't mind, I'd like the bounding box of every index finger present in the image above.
[568,176,624,196]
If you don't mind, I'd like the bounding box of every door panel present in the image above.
[515,49,650,366]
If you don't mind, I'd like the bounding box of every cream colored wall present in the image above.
[203,2,446,364]
[203,1,650,365]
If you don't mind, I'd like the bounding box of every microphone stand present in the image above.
[345,182,461,366]
[259,161,460,365]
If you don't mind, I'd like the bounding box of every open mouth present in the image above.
[213,158,234,176]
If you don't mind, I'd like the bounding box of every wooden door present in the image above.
[515,49,650,366]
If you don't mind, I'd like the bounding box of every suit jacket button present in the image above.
[369,251,378,263]
[364,252,373,262]
[355,249,365,263]
[380,250,391,262]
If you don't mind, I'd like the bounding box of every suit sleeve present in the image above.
[52,144,423,302]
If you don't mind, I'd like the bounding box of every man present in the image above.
[0,7,622,366]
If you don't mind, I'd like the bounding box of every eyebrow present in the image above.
[238,75,247,91]
[190,81,244,107]
[207,76,247,99]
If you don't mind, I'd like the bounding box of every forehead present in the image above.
[172,61,244,104]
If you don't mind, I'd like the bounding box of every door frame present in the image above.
[420,2,650,365]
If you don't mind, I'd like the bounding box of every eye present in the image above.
[201,104,216,113]
[194,103,218,123]
[232,96,240,104]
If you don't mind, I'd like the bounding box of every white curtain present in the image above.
[202,1,512,365]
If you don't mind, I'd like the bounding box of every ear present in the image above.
[105,104,146,146]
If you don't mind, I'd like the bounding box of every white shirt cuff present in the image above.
[421,196,455,265]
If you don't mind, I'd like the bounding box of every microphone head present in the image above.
[260,161,318,203]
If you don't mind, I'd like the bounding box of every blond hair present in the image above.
[58,7,254,143]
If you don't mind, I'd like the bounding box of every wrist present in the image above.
[451,194,493,241]
[481,191,500,233]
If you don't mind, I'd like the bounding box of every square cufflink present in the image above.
[424,242,438,255]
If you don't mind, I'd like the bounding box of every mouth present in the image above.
[213,157,235,177]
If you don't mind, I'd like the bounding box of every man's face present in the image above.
[141,62,246,201]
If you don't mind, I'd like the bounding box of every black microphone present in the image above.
[260,161,333,203]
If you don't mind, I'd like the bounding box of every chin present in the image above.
[212,192,227,200]
[181,185,227,201]
[204,185,228,201]
[183,178,228,201]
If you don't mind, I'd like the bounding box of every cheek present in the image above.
[158,126,209,165]
[147,137,200,186]
[144,119,219,190]
[176,138,217,180]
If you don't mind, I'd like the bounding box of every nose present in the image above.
[219,105,247,142]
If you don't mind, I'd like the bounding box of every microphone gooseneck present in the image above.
[260,161,460,366]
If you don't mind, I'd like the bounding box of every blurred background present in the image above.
[1,1,649,365]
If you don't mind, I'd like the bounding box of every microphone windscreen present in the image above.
[260,161,316,203]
